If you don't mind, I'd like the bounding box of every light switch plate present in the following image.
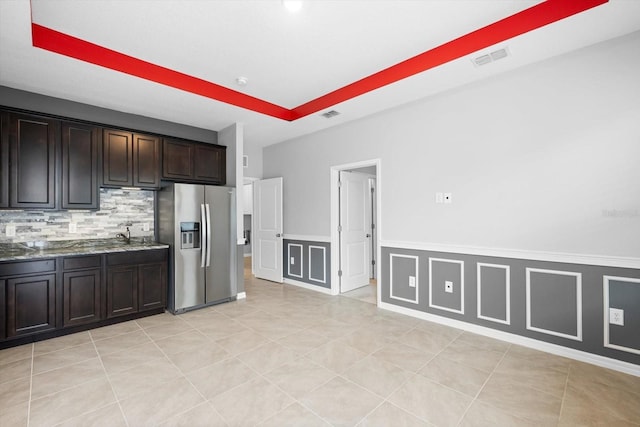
[69,222,77,233]
[143,223,150,232]
[435,192,444,204]
[290,257,295,265]
[409,276,416,288]
[6,225,16,237]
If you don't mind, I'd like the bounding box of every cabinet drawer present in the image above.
[0,259,56,277]
[63,255,102,271]
[107,249,166,266]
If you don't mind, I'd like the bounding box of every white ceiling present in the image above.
[2,0,640,149]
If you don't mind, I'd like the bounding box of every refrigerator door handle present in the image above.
[200,203,206,268]
[205,203,212,267]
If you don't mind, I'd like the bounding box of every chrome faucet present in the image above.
[116,227,131,244]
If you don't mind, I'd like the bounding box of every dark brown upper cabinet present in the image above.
[194,143,226,184]
[103,129,160,189]
[133,133,161,188]
[3,112,58,209]
[163,138,226,185]
[61,122,100,210]
[0,113,9,208]
[162,138,193,180]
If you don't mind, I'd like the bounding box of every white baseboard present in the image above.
[379,301,640,377]
[284,278,333,295]
[236,292,246,300]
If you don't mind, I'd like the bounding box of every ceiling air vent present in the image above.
[472,47,509,67]
[320,110,340,119]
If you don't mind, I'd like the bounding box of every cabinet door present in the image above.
[194,144,226,184]
[63,269,101,327]
[0,279,5,339]
[133,133,161,188]
[138,262,167,311]
[6,274,56,337]
[8,113,58,209]
[106,265,138,318]
[0,112,9,208]
[62,122,100,209]
[103,129,133,186]
[162,138,193,180]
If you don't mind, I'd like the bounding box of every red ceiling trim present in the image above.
[30,0,607,122]
[31,23,293,121]
[290,0,608,120]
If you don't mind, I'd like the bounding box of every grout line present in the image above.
[26,343,34,427]
[454,343,511,427]
[139,323,233,425]
[90,330,129,427]
[557,363,572,424]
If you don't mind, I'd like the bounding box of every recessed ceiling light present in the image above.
[236,76,248,86]
[282,0,303,13]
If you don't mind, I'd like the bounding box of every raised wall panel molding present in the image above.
[287,243,303,279]
[308,245,327,284]
[526,268,582,342]
[477,262,511,325]
[380,240,640,269]
[429,257,464,315]
[390,253,419,304]
[603,275,640,356]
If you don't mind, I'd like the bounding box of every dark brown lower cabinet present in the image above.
[63,269,101,327]
[0,280,5,339]
[107,265,138,318]
[0,249,167,347]
[138,263,167,312]
[6,274,56,337]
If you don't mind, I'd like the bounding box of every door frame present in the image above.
[330,159,381,305]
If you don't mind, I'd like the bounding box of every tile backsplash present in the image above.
[0,188,155,243]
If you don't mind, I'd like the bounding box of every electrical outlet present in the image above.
[6,225,16,237]
[409,276,416,288]
[69,222,77,233]
[445,281,453,293]
[444,193,452,204]
[291,257,295,265]
[609,308,624,326]
[143,223,150,232]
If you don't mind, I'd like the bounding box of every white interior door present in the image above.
[253,177,283,283]
[340,171,370,293]
[368,177,377,280]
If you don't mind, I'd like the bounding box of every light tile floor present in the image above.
[1,272,639,426]
[341,281,377,305]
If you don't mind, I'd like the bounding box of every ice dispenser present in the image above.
[180,222,200,249]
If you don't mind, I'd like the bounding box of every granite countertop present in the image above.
[0,238,169,262]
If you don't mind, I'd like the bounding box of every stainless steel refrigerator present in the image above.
[158,183,237,313]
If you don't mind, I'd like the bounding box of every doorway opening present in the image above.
[330,159,380,305]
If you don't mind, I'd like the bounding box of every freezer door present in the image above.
[204,186,235,304]
[174,184,206,310]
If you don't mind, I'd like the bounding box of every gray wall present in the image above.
[0,86,218,143]
[263,31,640,258]
[283,239,331,289]
[382,246,640,365]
